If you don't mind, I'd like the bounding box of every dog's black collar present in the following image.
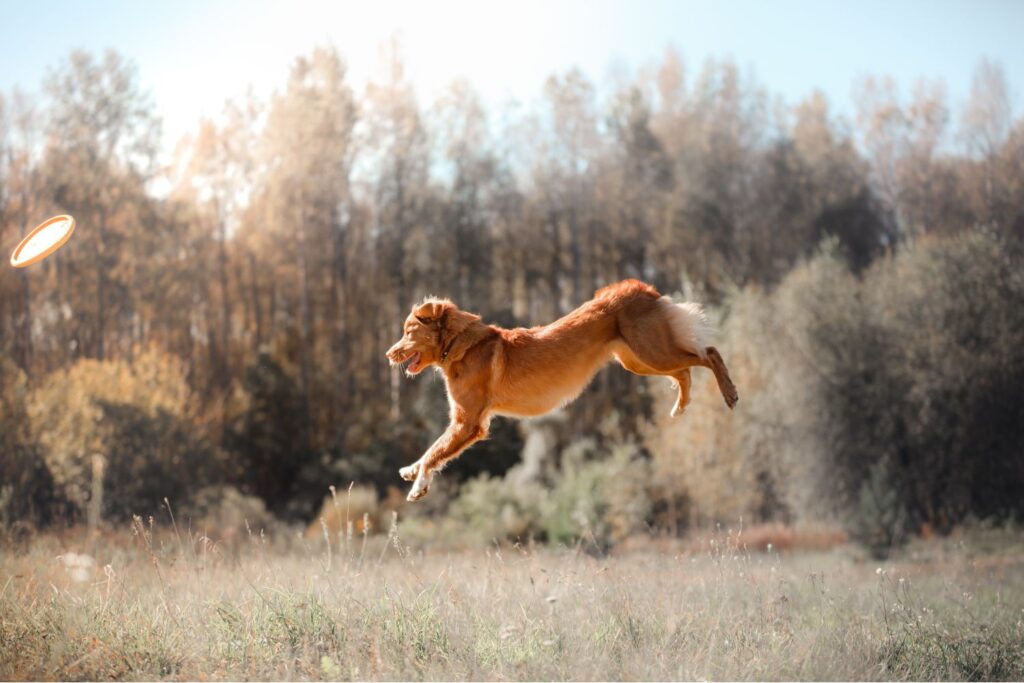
[440,336,455,363]
[438,318,454,363]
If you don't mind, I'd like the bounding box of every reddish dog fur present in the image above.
[386,279,738,501]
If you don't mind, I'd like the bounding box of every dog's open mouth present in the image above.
[399,351,422,373]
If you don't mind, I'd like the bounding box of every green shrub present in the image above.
[449,439,653,550]
[539,441,653,550]
[449,473,544,544]
[851,458,908,559]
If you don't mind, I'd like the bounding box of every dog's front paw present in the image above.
[403,473,432,505]
[407,473,431,502]
[399,463,419,482]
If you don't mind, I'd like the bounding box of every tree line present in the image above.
[1,45,1022,533]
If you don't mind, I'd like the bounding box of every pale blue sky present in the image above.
[1,0,1021,151]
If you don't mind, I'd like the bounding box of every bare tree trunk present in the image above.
[204,303,219,398]
[248,250,263,351]
[18,269,31,371]
[569,203,582,308]
[96,207,107,360]
[328,203,348,429]
[234,249,249,350]
[217,207,230,386]
[296,195,313,440]
[548,211,563,316]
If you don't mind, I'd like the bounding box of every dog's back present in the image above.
[489,280,711,417]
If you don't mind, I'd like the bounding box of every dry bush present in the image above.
[645,232,1024,553]
[27,347,225,521]
[778,233,1024,546]
[643,284,794,528]
[863,232,1024,527]
[185,485,279,541]
[305,484,382,539]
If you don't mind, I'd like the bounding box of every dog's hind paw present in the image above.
[724,386,739,410]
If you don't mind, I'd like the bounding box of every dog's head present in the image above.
[386,298,455,376]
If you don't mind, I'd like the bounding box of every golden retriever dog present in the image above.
[386,279,738,501]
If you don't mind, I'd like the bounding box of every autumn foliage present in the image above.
[1,47,1023,550]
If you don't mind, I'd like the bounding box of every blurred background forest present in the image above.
[1,42,1023,557]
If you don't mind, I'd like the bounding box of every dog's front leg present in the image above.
[406,419,486,502]
[398,435,463,483]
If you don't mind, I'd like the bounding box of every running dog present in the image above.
[386,279,738,501]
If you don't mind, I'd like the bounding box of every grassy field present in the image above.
[2,519,1023,681]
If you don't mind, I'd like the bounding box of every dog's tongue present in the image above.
[408,352,421,371]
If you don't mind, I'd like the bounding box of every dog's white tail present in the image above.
[658,296,713,358]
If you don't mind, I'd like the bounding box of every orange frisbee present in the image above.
[9,214,76,268]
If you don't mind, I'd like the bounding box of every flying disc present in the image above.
[9,214,76,268]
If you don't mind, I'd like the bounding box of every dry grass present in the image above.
[2,520,1023,681]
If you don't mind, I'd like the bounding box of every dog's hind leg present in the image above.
[670,369,692,417]
[704,346,738,409]
[616,315,738,409]
[614,347,694,417]
[629,341,737,410]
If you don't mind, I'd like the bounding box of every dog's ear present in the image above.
[412,300,450,325]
